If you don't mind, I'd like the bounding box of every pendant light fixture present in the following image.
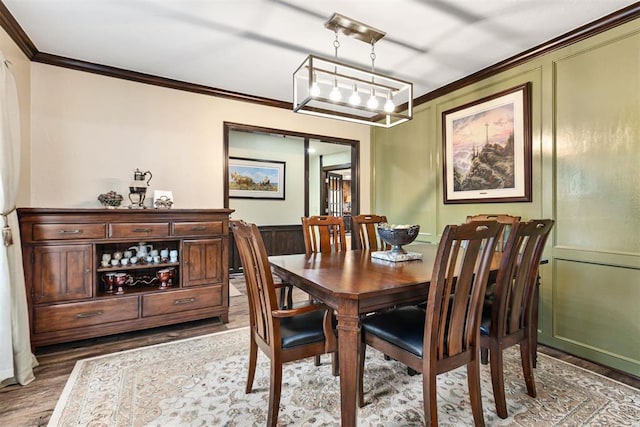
[293,13,413,128]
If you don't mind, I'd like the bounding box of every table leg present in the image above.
[337,300,360,427]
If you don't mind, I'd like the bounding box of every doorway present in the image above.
[322,165,351,231]
[223,122,359,223]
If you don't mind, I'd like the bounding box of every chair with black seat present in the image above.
[351,214,389,250]
[358,220,503,426]
[466,214,522,355]
[230,219,338,427]
[301,215,346,366]
[479,219,554,419]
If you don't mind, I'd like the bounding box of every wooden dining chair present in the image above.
[358,221,503,426]
[230,220,338,427]
[466,214,521,252]
[301,215,347,254]
[479,219,554,419]
[351,214,389,250]
[301,215,347,365]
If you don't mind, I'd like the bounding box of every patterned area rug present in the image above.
[49,327,640,426]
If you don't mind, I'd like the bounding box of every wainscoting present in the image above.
[229,224,305,273]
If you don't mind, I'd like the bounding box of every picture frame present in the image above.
[153,190,174,209]
[229,157,286,199]
[442,82,532,204]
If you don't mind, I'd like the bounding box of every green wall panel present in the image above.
[372,105,436,241]
[555,259,640,372]
[371,18,640,375]
[555,32,640,254]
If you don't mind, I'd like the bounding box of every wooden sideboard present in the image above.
[18,208,233,348]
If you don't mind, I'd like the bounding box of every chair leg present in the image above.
[358,340,366,408]
[246,336,258,394]
[423,368,438,426]
[268,360,283,427]
[530,326,538,369]
[520,340,537,398]
[314,355,321,366]
[489,347,508,419]
[331,352,340,377]
[286,285,293,308]
[278,286,287,309]
[480,347,489,365]
[467,359,486,426]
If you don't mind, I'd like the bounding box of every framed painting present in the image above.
[229,157,285,199]
[442,82,532,204]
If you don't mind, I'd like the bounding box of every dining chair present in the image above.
[358,220,503,426]
[301,215,347,254]
[230,219,338,427]
[301,215,347,366]
[479,219,554,419]
[466,214,522,348]
[351,214,389,250]
[466,214,521,252]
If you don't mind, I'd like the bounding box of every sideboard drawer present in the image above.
[172,221,223,237]
[109,222,169,238]
[142,286,222,317]
[33,297,139,333]
[33,223,106,241]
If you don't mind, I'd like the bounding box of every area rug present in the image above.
[48,327,640,426]
[228,283,242,297]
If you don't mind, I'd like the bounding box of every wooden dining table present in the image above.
[269,243,503,426]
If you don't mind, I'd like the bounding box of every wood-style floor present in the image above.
[1,278,638,427]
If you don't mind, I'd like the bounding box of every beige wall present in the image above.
[372,19,640,375]
[228,131,305,225]
[28,63,371,211]
[0,27,30,207]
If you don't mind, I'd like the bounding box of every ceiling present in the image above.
[2,0,637,105]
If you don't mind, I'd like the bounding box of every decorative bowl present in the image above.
[98,191,124,208]
[377,223,420,254]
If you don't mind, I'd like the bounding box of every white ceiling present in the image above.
[3,0,636,104]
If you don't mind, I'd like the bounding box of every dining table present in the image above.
[269,243,505,426]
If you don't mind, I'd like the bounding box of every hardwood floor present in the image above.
[1,278,638,426]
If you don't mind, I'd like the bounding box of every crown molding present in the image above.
[0,1,36,57]
[31,51,291,109]
[0,1,638,110]
[414,3,640,105]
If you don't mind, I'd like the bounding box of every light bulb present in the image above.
[367,90,379,109]
[310,82,321,97]
[349,85,361,106]
[330,83,342,101]
[384,93,395,113]
[309,73,321,97]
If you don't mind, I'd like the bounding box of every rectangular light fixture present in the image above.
[293,14,413,128]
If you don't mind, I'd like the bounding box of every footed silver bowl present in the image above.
[377,224,420,255]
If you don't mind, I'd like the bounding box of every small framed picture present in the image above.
[229,157,286,199]
[153,190,174,209]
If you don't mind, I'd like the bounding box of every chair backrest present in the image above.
[424,221,503,362]
[466,214,521,251]
[301,215,347,255]
[490,219,554,339]
[351,214,389,250]
[230,220,279,345]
